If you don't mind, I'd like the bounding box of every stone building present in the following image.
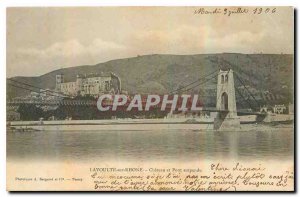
[273,104,286,114]
[55,72,121,97]
[289,103,294,115]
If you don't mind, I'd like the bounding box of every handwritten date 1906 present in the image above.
[194,7,277,17]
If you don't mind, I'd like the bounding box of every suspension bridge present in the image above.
[7,68,267,130]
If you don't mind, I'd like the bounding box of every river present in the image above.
[7,125,294,162]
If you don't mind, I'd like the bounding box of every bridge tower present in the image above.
[214,69,240,130]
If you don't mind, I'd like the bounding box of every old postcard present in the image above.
[6,6,294,191]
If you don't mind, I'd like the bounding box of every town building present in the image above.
[55,72,121,97]
[273,104,286,114]
[288,103,294,115]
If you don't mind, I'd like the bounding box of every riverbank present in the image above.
[7,117,293,132]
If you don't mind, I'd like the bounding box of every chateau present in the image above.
[55,72,121,97]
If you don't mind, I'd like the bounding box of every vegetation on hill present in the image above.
[7,53,293,108]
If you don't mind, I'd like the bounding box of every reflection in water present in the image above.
[7,128,294,162]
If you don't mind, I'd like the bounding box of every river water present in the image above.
[7,126,294,162]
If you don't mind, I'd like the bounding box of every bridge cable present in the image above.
[7,83,68,99]
[235,85,254,110]
[181,73,218,93]
[169,69,219,94]
[7,78,71,97]
[233,72,260,108]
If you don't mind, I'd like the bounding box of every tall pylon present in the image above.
[214,69,240,130]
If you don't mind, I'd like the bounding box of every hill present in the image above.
[7,53,294,106]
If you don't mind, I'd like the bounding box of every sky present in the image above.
[7,7,294,77]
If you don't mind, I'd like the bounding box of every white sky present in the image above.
[7,7,294,77]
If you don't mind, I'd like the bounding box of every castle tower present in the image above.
[76,74,84,95]
[214,69,240,130]
[55,74,64,92]
[110,72,122,93]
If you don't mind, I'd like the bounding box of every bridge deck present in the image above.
[7,101,264,116]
